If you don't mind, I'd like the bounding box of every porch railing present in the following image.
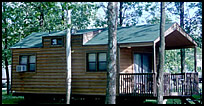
[164,72,199,96]
[119,73,156,96]
[119,72,199,97]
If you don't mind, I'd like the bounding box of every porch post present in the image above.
[194,47,197,72]
[153,42,156,73]
[194,46,199,94]
[117,45,120,95]
[153,42,157,96]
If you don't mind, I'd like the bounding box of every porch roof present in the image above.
[156,23,197,49]
[84,22,197,49]
[84,23,172,45]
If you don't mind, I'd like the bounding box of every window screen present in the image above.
[20,56,28,65]
[29,56,36,72]
[88,53,96,71]
[29,56,36,63]
[98,53,107,71]
[57,39,63,45]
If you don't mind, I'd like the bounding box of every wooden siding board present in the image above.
[12,34,157,96]
[11,40,66,94]
[11,34,109,96]
[70,35,109,95]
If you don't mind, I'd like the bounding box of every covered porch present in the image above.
[117,23,199,97]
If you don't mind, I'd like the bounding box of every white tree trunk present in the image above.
[66,9,72,104]
[105,2,118,104]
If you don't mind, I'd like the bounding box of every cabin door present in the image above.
[133,53,152,92]
[133,53,151,73]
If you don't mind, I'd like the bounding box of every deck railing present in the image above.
[165,72,199,96]
[119,72,199,97]
[119,73,156,96]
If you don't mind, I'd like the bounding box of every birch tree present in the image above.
[65,3,72,104]
[105,2,118,104]
[157,2,165,104]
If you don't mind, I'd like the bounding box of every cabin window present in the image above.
[20,56,28,65]
[88,53,97,71]
[51,38,63,45]
[98,53,107,71]
[19,55,36,72]
[29,56,36,71]
[87,52,107,72]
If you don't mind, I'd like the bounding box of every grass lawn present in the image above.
[2,90,24,104]
[143,99,157,104]
[166,99,182,104]
[144,99,182,104]
[2,89,201,104]
[2,89,65,104]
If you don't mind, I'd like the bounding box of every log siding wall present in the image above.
[11,36,67,95]
[71,35,108,95]
[11,34,109,96]
[11,47,67,94]
[11,33,154,96]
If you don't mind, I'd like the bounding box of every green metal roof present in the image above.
[84,23,174,45]
[10,28,103,49]
[10,23,174,49]
[10,32,47,49]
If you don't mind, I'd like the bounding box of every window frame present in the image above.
[19,53,36,72]
[50,37,64,47]
[86,52,107,72]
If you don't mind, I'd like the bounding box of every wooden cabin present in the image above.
[10,23,199,102]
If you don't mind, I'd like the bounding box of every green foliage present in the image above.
[165,48,202,73]
[122,2,145,26]
[2,2,20,67]
[71,2,98,30]
[164,2,202,73]
[146,14,173,24]
[164,50,181,73]
[2,2,99,67]
[2,90,24,104]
